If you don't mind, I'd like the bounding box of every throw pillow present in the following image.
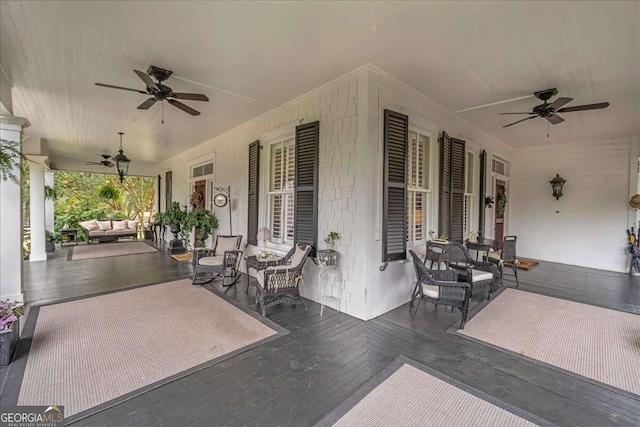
[112,220,128,230]
[79,220,99,231]
[96,220,112,231]
[127,219,140,230]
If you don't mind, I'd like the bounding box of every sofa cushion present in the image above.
[127,219,140,230]
[105,229,123,236]
[120,229,136,235]
[112,220,128,230]
[97,220,112,231]
[88,230,105,237]
[79,220,99,231]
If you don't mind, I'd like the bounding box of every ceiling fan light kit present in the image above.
[499,88,610,135]
[95,65,209,122]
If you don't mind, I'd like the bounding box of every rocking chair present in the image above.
[192,235,243,287]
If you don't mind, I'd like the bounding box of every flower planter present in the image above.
[317,250,337,267]
[0,319,19,366]
[46,241,56,252]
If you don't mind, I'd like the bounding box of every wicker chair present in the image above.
[409,250,471,329]
[192,235,243,287]
[255,243,311,317]
[423,241,449,269]
[443,242,498,300]
[487,235,519,287]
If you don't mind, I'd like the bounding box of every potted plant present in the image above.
[0,300,25,366]
[164,202,187,254]
[317,231,340,266]
[184,208,219,247]
[46,230,56,252]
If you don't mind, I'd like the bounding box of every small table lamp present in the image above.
[257,227,271,257]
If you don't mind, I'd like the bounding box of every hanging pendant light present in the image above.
[113,132,130,183]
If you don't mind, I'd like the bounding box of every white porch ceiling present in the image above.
[1,1,638,163]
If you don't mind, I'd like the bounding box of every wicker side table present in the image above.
[318,265,343,316]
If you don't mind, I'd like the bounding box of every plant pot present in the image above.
[170,223,181,238]
[144,230,153,240]
[46,241,56,252]
[317,250,337,267]
[168,223,185,254]
[0,319,19,366]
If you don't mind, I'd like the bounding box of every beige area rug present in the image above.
[316,357,547,427]
[171,252,193,262]
[459,288,640,396]
[69,241,158,261]
[15,279,282,419]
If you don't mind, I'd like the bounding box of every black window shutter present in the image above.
[450,137,466,242]
[247,140,260,246]
[294,121,319,255]
[439,132,451,238]
[383,109,408,262]
[478,149,486,238]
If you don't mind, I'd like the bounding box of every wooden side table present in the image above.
[60,228,78,246]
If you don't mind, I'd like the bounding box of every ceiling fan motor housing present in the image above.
[533,88,558,102]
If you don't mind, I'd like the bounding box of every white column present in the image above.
[45,169,54,232]
[26,155,47,262]
[0,120,27,302]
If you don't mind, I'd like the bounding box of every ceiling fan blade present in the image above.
[498,112,536,115]
[557,102,610,113]
[167,99,200,116]
[547,97,573,111]
[545,114,564,125]
[137,98,157,110]
[503,115,538,128]
[95,83,147,94]
[134,70,159,91]
[85,161,102,165]
[168,92,209,101]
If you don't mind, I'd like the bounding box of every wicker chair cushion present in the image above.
[216,236,239,254]
[256,265,292,288]
[79,220,99,231]
[290,245,308,268]
[112,220,128,230]
[471,269,493,282]
[88,230,105,236]
[198,256,223,266]
[421,284,439,298]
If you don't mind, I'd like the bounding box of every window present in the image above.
[191,161,213,179]
[407,130,431,247]
[268,137,295,245]
[464,151,475,238]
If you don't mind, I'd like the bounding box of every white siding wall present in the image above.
[362,67,514,319]
[156,68,365,317]
[509,137,634,273]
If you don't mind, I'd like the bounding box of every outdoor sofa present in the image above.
[78,219,140,243]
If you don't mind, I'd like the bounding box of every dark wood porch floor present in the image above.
[8,242,640,426]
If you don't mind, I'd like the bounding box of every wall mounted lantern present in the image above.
[549,174,566,201]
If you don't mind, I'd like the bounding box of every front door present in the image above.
[494,180,506,249]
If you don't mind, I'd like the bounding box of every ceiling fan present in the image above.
[500,88,609,129]
[85,154,114,168]
[95,65,209,120]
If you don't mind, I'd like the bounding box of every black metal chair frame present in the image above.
[255,243,311,317]
[192,235,243,287]
[443,242,498,300]
[409,250,471,329]
[488,235,520,287]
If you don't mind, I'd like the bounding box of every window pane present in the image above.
[407,191,414,242]
[203,162,213,175]
[271,144,283,191]
[419,134,429,189]
[284,140,295,191]
[270,194,282,241]
[285,193,295,242]
[415,192,423,242]
[408,131,417,187]
[464,194,472,236]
